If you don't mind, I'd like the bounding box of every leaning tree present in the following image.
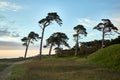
[93,19,118,48]
[38,12,62,59]
[45,32,70,56]
[21,32,39,58]
[73,25,87,56]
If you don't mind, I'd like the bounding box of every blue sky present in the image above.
[0,0,120,51]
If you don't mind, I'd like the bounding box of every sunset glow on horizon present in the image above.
[0,49,55,59]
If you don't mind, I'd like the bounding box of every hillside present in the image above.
[5,57,120,80]
[88,44,120,70]
[2,44,120,80]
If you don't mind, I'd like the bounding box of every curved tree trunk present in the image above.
[39,27,45,59]
[102,28,105,48]
[24,39,30,58]
[24,46,28,58]
[48,44,53,56]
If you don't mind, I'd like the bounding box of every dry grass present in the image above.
[6,57,120,80]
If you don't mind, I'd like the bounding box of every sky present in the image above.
[0,0,120,58]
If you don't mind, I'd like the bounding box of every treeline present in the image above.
[21,12,120,59]
[58,36,120,57]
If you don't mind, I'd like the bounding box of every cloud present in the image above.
[0,41,23,50]
[0,40,40,50]
[0,41,20,46]
[11,32,20,37]
[77,18,97,28]
[0,28,20,37]
[0,1,22,11]
[87,33,96,37]
[77,17,120,31]
[0,29,10,36]
[0,15,16,28]
[0,14,20,38]
[111,17,120,31]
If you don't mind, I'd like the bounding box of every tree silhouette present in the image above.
[93,19,118,48]
[21,32,39,58]
[45,32,70,56]
[73,25,87,56]
[44,35,56,56]
[38,12,62,59]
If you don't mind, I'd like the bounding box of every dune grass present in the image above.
[0,64,10,72]
[0,58,25,72]
[6,57,120,80]
[88,44,120,70]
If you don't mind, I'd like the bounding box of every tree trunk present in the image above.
[75,34,79,56]
[39,27,45,59]
[24,39,30,58]
[48,44,53,56]
[24,46,28,58]
[102,28,105,48]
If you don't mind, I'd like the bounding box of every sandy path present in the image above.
[0,61,25,80]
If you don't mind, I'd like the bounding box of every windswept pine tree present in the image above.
[45,32,70,56]
[73,25,87,56]
[93,19,119,48]
[21,32,39,58]
[38,12,62,59]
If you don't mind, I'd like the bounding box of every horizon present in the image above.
[0,0,120,58]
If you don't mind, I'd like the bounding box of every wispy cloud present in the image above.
[77,18,97,28]
[0,29,10,36]
[0,15,15,27]
[87,33,96,37]
[0,1,23,11]
[111,17,120,31]
[0,41,22,50]
[11,32,20,37]
[77,17,120,32]
[0,28,20,37]
[0,14,20,39]
[0,40,39,50]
